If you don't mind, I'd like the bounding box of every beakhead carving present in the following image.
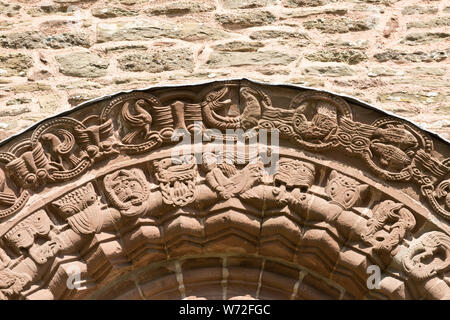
[325,170,368,210]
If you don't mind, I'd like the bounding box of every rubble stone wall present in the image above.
[0,0,449,140]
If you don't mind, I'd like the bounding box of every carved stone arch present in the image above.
[0,79,448,300]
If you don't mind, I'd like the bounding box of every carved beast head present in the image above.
[325,170,368,210]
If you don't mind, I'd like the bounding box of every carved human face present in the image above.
[274,158,315,191]
[104,169,150,216]
[113,177,143,203]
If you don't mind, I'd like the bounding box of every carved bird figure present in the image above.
[240,87,262,130]
[121,99,153,143]
[40,129,76,168]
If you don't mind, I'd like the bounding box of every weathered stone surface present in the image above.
[0,31,90,49]
[28,70,52,82]
[56,52,109,78]
[407,17,450,29]
[409,67,446,76]
[212,41,264,52]
[173,23,233,41]
[304,18,375,33]
[401,5,438,15]
[282,0,330,7]
[92,6,138,18]
[104,44,148,53]
[306,49,368,64]
[374,48,450,63]
[249,30,310,40]
[389,78,450,88]
[435,105,450,115]
[222,0,276,9]
[206,51,296,68]
[0,53,33,76]
[118,48,194,73]
[26,4,73,17]
[0,1,20,17]
[97,21,233,42]
[146,2,215,15]
[0,105,31,116]
[215,11,276,28]
[68,93,98,106]
[56,80,102,90]
[367,66,403,77]
[12,83,51,93]
[5,98,32,106]
[377,92,446,105]
[118,0,148,4]
[301,65,356,76]
[288,76,325,87]
[38,93,61,112]
[351,0,399,4]
[324,39,369,49]
[280,7,347,19]
[401,32,450,45]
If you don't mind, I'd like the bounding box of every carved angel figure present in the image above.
[362,200,416,252]
[403,231,450,281]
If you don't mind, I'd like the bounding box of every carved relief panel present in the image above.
[0,79,447,300]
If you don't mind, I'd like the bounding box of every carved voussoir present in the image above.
[0,79,448,299]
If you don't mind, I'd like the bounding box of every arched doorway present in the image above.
[0,79,448,300]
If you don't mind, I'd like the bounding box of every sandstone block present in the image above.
[306,49,368,65]
[215,10,276,28]
[304,18,375,33]
[56,52,109,78]
[0,53,33,76]
[118,48,194,73]
[206,51,296,68]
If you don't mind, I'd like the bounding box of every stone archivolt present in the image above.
[0,79,448,300]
